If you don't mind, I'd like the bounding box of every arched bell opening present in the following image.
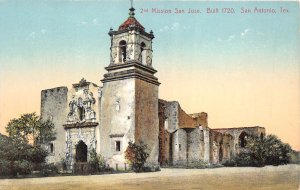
[119,40,127,63]
[140,42,146,65]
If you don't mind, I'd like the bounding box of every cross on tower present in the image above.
[130,0,133,8]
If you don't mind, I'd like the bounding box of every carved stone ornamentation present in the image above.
[147,52,152,66]
[111,48,117,62]
[126,46,133,60]
[67,89,97,123]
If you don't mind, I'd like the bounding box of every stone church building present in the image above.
[41,7,265,171]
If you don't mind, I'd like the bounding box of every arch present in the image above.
[78,106,85,121]
[76,140,87,162]
[119,40,127,63]
[219,143,223,162]
[239,131,248,148]
[140,42,146,65]
[260,132,264,139]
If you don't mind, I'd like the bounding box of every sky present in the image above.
[0,0,299,150]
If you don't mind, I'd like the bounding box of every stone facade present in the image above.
[41,6,266,171]
[41,87,68,164]
[157,99,265,166]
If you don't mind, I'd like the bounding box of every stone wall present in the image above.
[135,79,159,166]
[189,112,208,128]
[158,100,170,165]
[41,87,68,164]
[178,108,197,129]
[212,126,266,156]
[158,100,209,165]
[172,129,187,165]
[163,101,179,132]
[100,78,136,169]
[203,127,211,163]
[187,128,204,163]
[65,126,97,170]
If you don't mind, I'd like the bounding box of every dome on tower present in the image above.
[118,7,145,31]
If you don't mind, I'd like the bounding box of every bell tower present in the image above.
[108,7,154,67]
[100,5,159,168]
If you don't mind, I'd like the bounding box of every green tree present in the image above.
[5,112,56,146]
[236,134,293,167]
[0,113,56,176]
[124,141,149,172]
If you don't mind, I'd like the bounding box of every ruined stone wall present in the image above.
[100,79,135,168]
[163,101,179,132]
[178,107,197,129]
[172,129,187,165]
[189,112,208,127]
[222,134,234,162]
[212,126,265,157]
[41,87,68,164]
[135,79,159,166]
[187,128,204,163]
[203,128,211,163]
[158,100,170,165]
[159,100,209,165]
[210,131,223,164]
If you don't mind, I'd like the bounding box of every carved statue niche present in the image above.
[77,97,85,121]
[68,96,78,122]
[67,89,97,123]
[83,91,96,120]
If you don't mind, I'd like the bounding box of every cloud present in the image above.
[171,22,180,30]
[92,18,98,25]
[159,22,187,32]
[240,28,252,39]
[29,32,36,39]
[41,29,47,34]
[218,28,263,43]
[26,29,48,42]
[80,21,87,25]
[79,18,101,26]
[227,35,235,42]
[217,34,235,42]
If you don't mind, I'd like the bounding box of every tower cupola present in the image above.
[108,6,154,67]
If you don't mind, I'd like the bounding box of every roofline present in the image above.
[41,86,68,92]
[212,126,265,130]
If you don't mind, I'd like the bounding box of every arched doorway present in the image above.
[239,132,248,148]
[76,140,87,162]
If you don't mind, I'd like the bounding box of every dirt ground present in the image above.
[0,164,299,190]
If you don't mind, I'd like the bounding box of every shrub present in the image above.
[290,151,300,164]
[222,159,237,167]
[41,163,59,176]
[124,141,149,172]
[235,134,293,167]
[14,160,32,175]
[89,148,106,173]
[187,160,209,168]
[60,156,68,171]
[0,160,10,176]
